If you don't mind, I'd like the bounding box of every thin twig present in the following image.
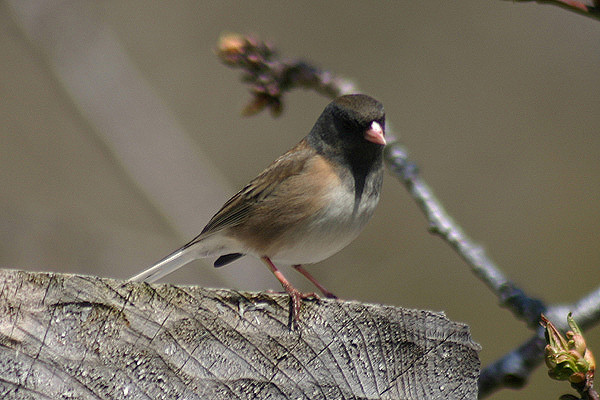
[383,142,547,328]
[570,285,600,331]
[478,330,547,397]
[218,33,357,116]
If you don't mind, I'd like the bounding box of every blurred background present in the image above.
[1,1,599,398]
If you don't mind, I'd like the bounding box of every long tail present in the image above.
[129,246,198,283]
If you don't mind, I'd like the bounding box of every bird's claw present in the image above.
[284,286,319,324]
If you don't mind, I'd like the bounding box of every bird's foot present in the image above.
[283,284,319,325]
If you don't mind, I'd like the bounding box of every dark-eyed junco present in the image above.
[130,94,386,321]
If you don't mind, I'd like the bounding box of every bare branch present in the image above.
[570,285,600,331]
[384,142,547,329]
[218,33,357,116]
[478,331,547,397]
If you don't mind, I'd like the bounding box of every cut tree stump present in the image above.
[0,269,480,399]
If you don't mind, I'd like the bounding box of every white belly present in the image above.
[268,183,379,265]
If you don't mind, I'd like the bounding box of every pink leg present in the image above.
[292,265,337,299]
[261,257,318,322]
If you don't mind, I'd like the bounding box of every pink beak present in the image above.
[364,121,386,145]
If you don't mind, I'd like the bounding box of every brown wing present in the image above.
[182,139,314,248]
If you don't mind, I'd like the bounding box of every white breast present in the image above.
[268,180,380,265]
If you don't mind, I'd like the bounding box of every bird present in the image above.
[130,94,386,322]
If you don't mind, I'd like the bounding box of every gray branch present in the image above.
[0,269,480,399]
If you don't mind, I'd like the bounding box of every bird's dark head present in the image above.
[308,94,386,163]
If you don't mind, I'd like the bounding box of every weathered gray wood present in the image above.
[0,269,480,399]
